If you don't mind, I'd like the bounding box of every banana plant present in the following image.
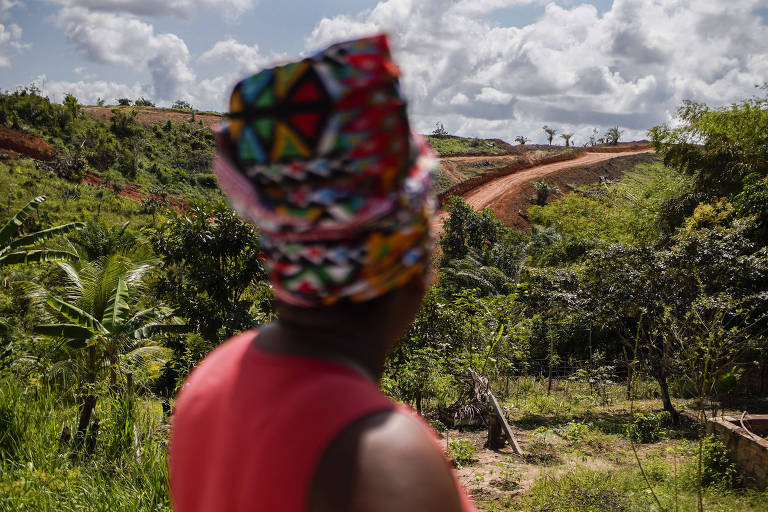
[0,195,85,268]
[32,253,185,386]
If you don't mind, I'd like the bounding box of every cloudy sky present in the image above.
[1,0,767,143]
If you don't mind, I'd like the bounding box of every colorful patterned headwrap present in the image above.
[213,34,436,307]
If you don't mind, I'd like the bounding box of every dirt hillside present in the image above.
[0,126,59,161]
[434,150,657,233]
[82,106,224,130]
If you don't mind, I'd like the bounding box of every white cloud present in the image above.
[56,6,195,101]
[476,87,514,105]
[304,0,768,143]
[198,39,274,74]
[34,74,146,105]
[50,0,256,20]
[450,93,469,106]
[0,0,26,67]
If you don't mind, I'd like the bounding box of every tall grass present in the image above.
[0,378,170,511]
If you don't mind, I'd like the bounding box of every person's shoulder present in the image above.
[174,330,257,410]
[310,409,466,512]
[352,411,465,511]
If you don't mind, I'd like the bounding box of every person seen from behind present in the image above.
[169,34,476,512]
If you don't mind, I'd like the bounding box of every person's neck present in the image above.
[256,314,395,383]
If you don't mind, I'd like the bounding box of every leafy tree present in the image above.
[440,197,526,271]
[151,201,267,342]
[604,126,623,145]
[109,108,141,139]
[0,196,84,268]
[432,122,448,137]
[560,133,574,147]
[116,98,132,106]
[63,93,81,119]
[172,99,192,110]
[134,97,155,107]
[649,94,768,196]
[542,125,558,145]
[514,135,530,145]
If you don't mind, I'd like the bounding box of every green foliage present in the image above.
[0,89,218,198]
[133,97,155,107]
[682,197,734,231]
[0,379,170,511]
[62,93,81,119]
[30,252,179,386]
[151,201,266,342]
[604,126,623,145]
[116,98,132,106]
[0,195,84,269]
[447,437,475,466]
[649,93,768,196]
[172,99,192,110]
[627,411,671,443]
[528,163,692,248]
[532,179,559,206]
[425,135,510,156]
[699,435,741,489]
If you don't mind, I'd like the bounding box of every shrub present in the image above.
[116,98,132,106]
[532,179,560,205]
[447,438,475,467]
[172,100,192,110]
[195,173,217,188]
[627,411,671,443]
[700,435,741,488]
[134,97,155,107]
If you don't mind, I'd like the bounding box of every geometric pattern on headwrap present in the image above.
[213,34,436,307]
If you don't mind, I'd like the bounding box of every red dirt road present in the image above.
[432,149,652,234]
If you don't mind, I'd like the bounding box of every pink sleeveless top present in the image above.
[169,331,475,511]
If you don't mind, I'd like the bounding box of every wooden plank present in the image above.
[468,368,523,455]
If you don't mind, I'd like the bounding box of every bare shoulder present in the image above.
[309,410,466,512]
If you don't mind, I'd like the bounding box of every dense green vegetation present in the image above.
[1,87,222,201]
[426,135,516,156]
[1,88,767,510]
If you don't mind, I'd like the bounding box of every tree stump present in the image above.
[75,394,97,448]
[485,413,506,449]
[85,419,99,456]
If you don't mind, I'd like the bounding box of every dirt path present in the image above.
[432,149,652,234]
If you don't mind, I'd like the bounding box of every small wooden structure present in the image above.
[467,368,523,455]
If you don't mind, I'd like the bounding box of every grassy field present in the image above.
[439,376,768,511]
[3,372,767,511]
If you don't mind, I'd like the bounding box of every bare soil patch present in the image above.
[0,126,59,161]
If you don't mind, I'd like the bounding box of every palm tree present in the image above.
[33,253,182,385]
[1,196,84,268]
[560,133,574,147]
[30,252,184,447]
[542,125,558,145]
[514,136,530,145]
[605,126,624,145]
